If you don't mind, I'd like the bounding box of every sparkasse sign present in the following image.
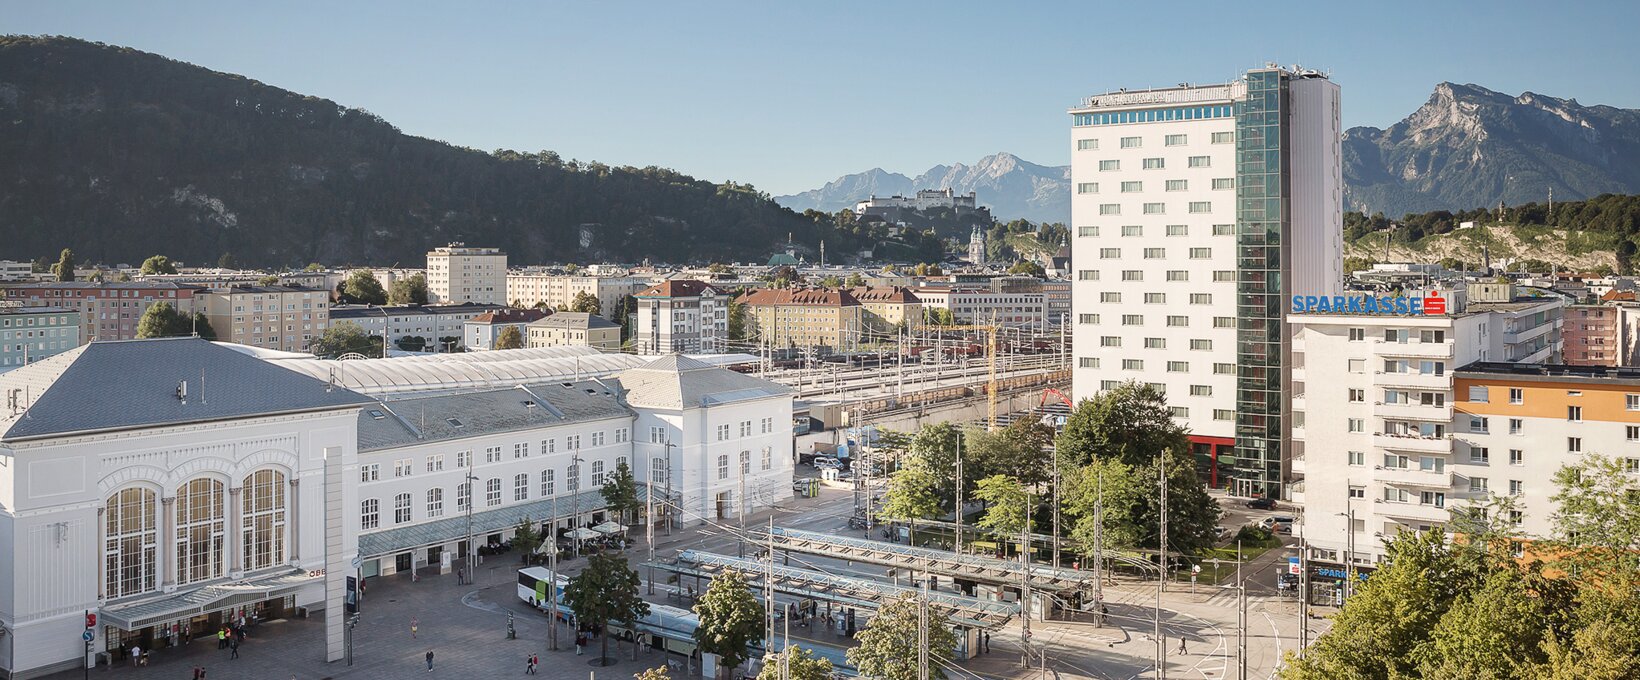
[1290,290,1447,316]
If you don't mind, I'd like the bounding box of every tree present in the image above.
[964,419,1053,486]
[972,474,1030,539]
[396,335,428,352]
[1062,450,1220,554]
[512,517,542,563]
[1548,453,1640,573]
[570,291,602,315]
[135,302,193,339]
[906,423,963,504]
[257,275,281,286]
[846,593,958,680]
[343,270,388,305]
[692,570,763,678]
[1054,381,1192,468]
[52,248,75,282]
[1342,256,1377,275]
[31,254,51,273]
[388,272,429,305]
[923,307,954,326]
[756,646,833,680]
[727,297,749,341]
[190,312,217,340]
[635,667,672,680]
[496,325,525,350]
[707,263,732,274]
[308,322,385,358]
[879,463,943,545]
[1007,260,1046,278]
[845,272,866,287]
[819,275,843,288]
[1411,567,1560,679]
[140,255,178,275]
[600,460,642,526]
[564,553,649,666]
[303,262,324,272]
[217,252,238,269]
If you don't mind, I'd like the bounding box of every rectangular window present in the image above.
[1122,314,1144,326]
[1209,316,1233,328]
[1165,224,1188,236]
[1123,359,1144,371]
[1142,158,1164,170]
[1468,386,1489,403]
[1211,131,1234,144]
[1568,406,1582,422]
[1121,181,1143,193]
[1214,362,1235,375]
[1145,293,1167,304]
[1568,437,1582,453]
[1509,388,1524,404]
[1470,416,1489,433]
[514,474,529,501]
[1627,425,1639,441]
[1166,315,1188,326]
[1121,224,1143,236]
[1348,418,1364,433]
[1188,201,1212,213]
[1190,339,1212,351]
[717,424,730,441]
[1471,447,1490,464]
[542,469,555,496]
[1420,330,1446,343]
[1165,179,1188,192]
[1078,357,1100,368]
[394,459,412,478]
[1213,409,1235,421]
[359,464,379,483]
[427,489,444,518]
[513,442,529,458]
[1077,139,1099,150]
[485,446,501,463]
[1167,361,1188,372]
[1164,134,1187,146]
[1100,204,1121,215]
[1348,451,1365,466]
[1211,178,1235,190]
[1100,336,1121,347]
[1121,270,1144,281]
[1099,160,1120,171]
[1189,385,1212,397]
[1469,477,1489,493]
[1143,202,1166,214]
[1077,182,1099,194]
[1189,293,1212,305]
[1143,337,1164,348]
[426,455,444,473]
[1508,480,1523,496]
[1078,313,1099,324]
[1120,136,1142,149]
[1628,394,1639,410]
[1189,247,1211,259]
[1348,389,1365,403]
[1168,406,1189,418]
[1078,226,1099,237]
[1143,247,1165,259]
[1166,271,1189,282]
[1188,156,1211,168]
[457,450,471,468]
[1509,418,1522,434]
[1212,224,1235,236]
[1101,292,1122,303]
[1078,270,1100,281]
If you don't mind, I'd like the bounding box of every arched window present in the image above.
[541,469,555,497]
[740,450,751,475]
[486,478,502,507]
[394,493,412,524]
[591,460,606,487]
[456,483,471,512]
[761,447,772,470]
[105,487,158,599]
[427,488,444,518]
[361,499,380,529]
[241,469,286,572]
[176,478,226,585]
[566,463,580,492]
[717,455,729,480]
[514,473,529,501]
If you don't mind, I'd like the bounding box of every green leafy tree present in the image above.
[217,252,238,269]
[1007,260,1046,278]
[343,270,388,305]
[495,325,525,350]
[964,419,1054,486]
[845,272,866,287]
[972,474,1030,539]
[1062,450,1219,554]
[1342,256,1377,274]
[303,262,324,272]
[388,272,429,305]
[879,463,943,544]
[1548,453,1640,574]
[907,423,963,504]
[756,646,833,680]
[600,460,642,526]
[395,335,427,352]
[190,312,216,340]
[52,248,75,281]
[135,302,195,338]
[564,553,649,666]
[819,275,843,288]
[692,570,764,678]
[1054,381,1192,468]
[707,263,732,274]
[727,297,749,341]
[923,307,954,326]
[1411,567,1562,679]
[31,254,52,273]
[570,290,602,315]
[512,517,542,563]
[115,270,132,282]
[846,593,958,680]
[308,322,384,358]
[140,255,178,275]
[257,275,281,286]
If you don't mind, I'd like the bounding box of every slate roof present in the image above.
[609,354,791,410]
[739,288,860,307]
[636,280,721,298]
[357,379,632,451]
[0,338,375,442]
[527,312,617,330]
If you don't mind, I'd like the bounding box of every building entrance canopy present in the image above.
[100,569,315,631]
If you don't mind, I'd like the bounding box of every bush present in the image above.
[1235,525,1279,547]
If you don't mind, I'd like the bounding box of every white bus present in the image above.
[517,566,568,610]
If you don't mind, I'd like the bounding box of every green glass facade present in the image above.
[1232,70,1289,497]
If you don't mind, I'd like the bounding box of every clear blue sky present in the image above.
[5,0,1638,195]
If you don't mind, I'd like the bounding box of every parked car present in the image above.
[792,478,817,491]
[1259,515,1297,530]
[1215,526,1231,540]
[813,457,840,470]
[1246,497,1276,510]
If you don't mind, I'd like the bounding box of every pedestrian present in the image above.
[192,666,202,680]
[526,653,538,674]
[1177,636,1187,655]
[412,617,419,639]
[217,627,227,649]
[229,638,240,660]
[426,649,435,671]
[575,632,584,656]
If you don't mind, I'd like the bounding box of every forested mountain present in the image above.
[1343,83,1640,217]
[0,36,836,267]
[776,153,1070,224]
[1343,194,1640,273]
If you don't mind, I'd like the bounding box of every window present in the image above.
[1121,182,1143,194]
[176,478,226,585]
[1625,458,1640,475]
[649,427,665,444]
[540,469,556,497]
[591,460,607,486]
[394,493,412,524]
[1508,480,1523,496]
[484,446,502,463]
[1213,224,1235,236]
[1100,204,1121,215]
[241,470,286,571]
[1101,248,1122,259]
[1467,385,1489,403]
[1077,139,1098,150]
[1349,486,1366,499]
[360,464,379,483]
[1628,426,1639,442]
[739,420,752,437]
[1143,202,1166,215]
[1147,293,1168,304]
[1423,491,1446,508]
[1101,292,1122,303]
[1166,315,1187,326]
[1211,178,1235,190]
[1347,328,1365,342]
[1143,247,1165,259]
[1078,270,1100,281]
[1469,416,1489,433]
[1214,363,1236,375]
[1568,406,1582,422]
[1165,179,1188,192]
[1188,156,1211,168]
[592,431,606,446]
[1099,160,1120,171]
[1211,131,1234,144]
[485,478,502,507]
[1420,330,1445,343]
[1384,454,1409,469]
[1166,225,1188,237]
[1122,314,1144,326]
[427,488,444,518]
[1164,134,1187,146]
[651,457,669,485]
[1348,418,1364,433]
[1121,224,1143,237]
[514,473,529,501]
[717,424,730,441]
[566,462,581,492]
[513,442,529,459]
[394,459,412,478]
[1213,409,1235,421]
[1120,136,1142,148]
[737,450,751,475]
[1078,313,1099,324]
[103,491,155,596]
[1144,337,1165,348]
[546,438,557,453]
[1169,406,1189,418]
[1100,336,1121,347]
[1209,316,1233,329]
[1189,201,1212,213]
[1509,388,1523,404]
[1470,447,1490,464]
[1076,182,1099,195]
[1348,389,1365,403]
[1469,477,1489,493]
[456,482,472,512]
[1568,437,1582,453]
[1628,394,1640,410]
[360,498,380,530]
[1348,451,1365,466]
[1167,361,1188,372]
[1189,293,1212,305]
[1079,357,1100,368]
[1190,385,1212,397]
[426,454,444,473]
[1078,226,1099,237]
[1142,158,1164,170]
[762,417,774,434]
[1189,247,1211,259]
[1190,339,1212,351]
[717,454,730,480]
[1122,270,1143,281]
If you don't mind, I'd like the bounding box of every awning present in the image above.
[358,489,608,559]
[566,528,600,540]
[100,569,317,631]
[591,522,626,535]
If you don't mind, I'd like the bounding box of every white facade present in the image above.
[633,282,727,355]
[913,288,1047,328]
[505,274,647,317]
[426,245,506,305]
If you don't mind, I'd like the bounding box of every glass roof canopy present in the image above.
[766,527,1093,593]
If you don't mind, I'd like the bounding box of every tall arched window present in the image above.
[514,474,529,501]
[541,469,555,497]
[717,455,729,480]
[241,469,286,572]
[394,493,412,524]
[456,483,471,512]
[591,460,606,487]
[105,487,158,599]
[486,478,502,507]
[427,488,444,518]
[176,478,226,585]
[740,450,751,475]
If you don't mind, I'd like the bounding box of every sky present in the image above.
[5,0,1639,196]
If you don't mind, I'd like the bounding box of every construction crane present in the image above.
[921,319,1001,429]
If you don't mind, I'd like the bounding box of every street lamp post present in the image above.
[464,461,478,585]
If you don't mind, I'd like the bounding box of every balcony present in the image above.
[1376,371,1451,391]
[1374,431,1454,454]
[1373,466,1454,488]
[1376,500,1451,523]
[1373,402,1453,422]
[1373,339,1454,359]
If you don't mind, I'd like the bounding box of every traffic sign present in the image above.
[82,630,94,642]
[351,556,363,571]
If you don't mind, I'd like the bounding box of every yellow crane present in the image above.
[922,316,1001,429]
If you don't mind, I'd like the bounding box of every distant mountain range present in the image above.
[783,84,1640,224]
[776,153,1072,224]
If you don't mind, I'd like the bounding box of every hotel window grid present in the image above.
[1099,160,1120,171]
[103,488,155,599]
[1077,182,1098,194]
[1166,224,1188,236]
[1167,361,1188,372]
[1143,158,1164,169]
[1213,317,1236,328]
[514,473,529,501]
[457,482,472,512]
[1144,248,1165,259]
[1077,139,1098,150]
[1078,226,1099,237]
[1078,314,1099,324]
[1123,359,1144,371]
[1100,249,1121,260]
[1166,271,1189,282]
[1189,247,1211,259]
[1212,224,1235,236]
[1188,201,1212,213]
[175,478,225,585]
[1100,204,1121,215]
[1165,180,1188,192]
[1101,336,1121,347]
[1102,292,1122,303]
[360,498,380,530]
[427,488,444,518]
[1190,293,1212,305]
[1347,451,1365,466]
[1170,407,1189,418]
[1144,337,1165,348]
[1166,315,1187,326]
[1078,270,1099,281]
[394,493,412,524]
[1120,136,1142,148]
[1214,409,1235,421]
[1122,270,1143,282]
[1471,447,1490,464]
[241,469,287,571]
[1123,314,1144,326]
[1211,131,1235,144]
[1164,134,1187,146]
[1143,203,1166,215]
[485,478,503,507]
[1121,182,1143,194]
[1190,339,1212,350]
[1190,385,1212,396]
[1187,156,1211,168]
[1121,224,1143,236]
[1079,357,1099,368]
[1470,477,1489,493]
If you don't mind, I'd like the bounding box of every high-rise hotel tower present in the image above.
[1068,65,1343,498]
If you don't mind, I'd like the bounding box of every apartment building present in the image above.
[1,281,206,342]
[740,288,863,354]
[426,244,506,305]
[848,287,924,337]
[505,273,648,316]
[633,280,727,355]
[0,261,35,281]
[0,306,80,370]
[330,303,505,351]
[463,308,549,351]
[1069,65,1344,497]
[1041,280,1071,326]
[1561,303,1640,366]
[1289,287,1565,570]
[201,285,331,353]
[525,312,622,350]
